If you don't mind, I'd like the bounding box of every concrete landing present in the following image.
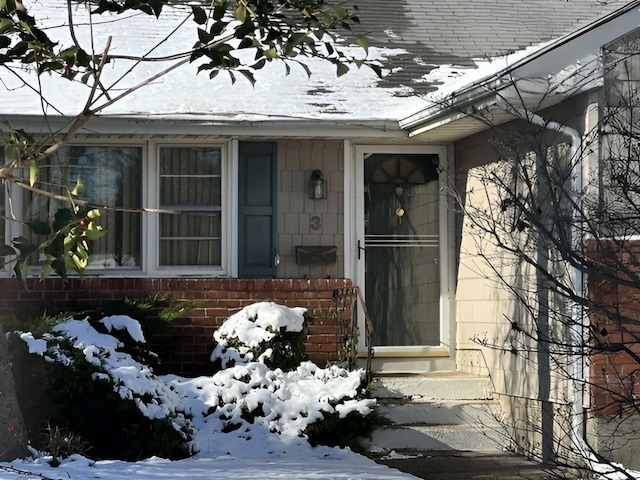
[369,451,573,480]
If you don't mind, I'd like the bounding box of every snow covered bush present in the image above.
[211,302,307,371]
[9,315,192,461]
[208,302,381,449]
[10,302,380,463]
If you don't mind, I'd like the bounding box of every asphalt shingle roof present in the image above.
[348,0,629,94]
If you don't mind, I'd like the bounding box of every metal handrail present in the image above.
[330,286,374,385]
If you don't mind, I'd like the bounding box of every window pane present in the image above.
[160,212,221,238]
[160,177,221,206]
[159,239,221,266]
[160,148,221,175]
[158,146,223,267]
[24,146,143,268]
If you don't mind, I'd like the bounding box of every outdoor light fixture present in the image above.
[309,169,326,199]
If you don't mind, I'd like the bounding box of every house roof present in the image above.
[399,0,640,143]
[0,0,629,133]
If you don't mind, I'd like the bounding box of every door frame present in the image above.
[345,143,454,360]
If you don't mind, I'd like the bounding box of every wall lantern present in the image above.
[309,169,326,199]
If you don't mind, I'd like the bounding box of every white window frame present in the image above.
[4,138,237,278]
[11,141,147,277]
[147,140,230,277]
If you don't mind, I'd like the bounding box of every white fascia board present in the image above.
[404,95,498,138]
[401,1,640,135]
[2,114,406,140]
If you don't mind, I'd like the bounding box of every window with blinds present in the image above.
[23,145,143,269]
[158,146,222,267]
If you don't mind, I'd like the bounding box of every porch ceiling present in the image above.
[407,105,516,144]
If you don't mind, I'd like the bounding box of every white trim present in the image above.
[343,139,355,282]
[3,115,407,141]
[148,142,228,277]
[350,143,451,354]
[229,139,239,278]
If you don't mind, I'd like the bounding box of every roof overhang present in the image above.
[400,0,640,143]
[1,114,409,142]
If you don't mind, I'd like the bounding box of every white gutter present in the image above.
[495,97,596,466]
[0,114,406,140]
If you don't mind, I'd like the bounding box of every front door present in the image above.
[354,146,450,357]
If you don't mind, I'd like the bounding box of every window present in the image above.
[600,29,640,233]
[13,142,229,276]
[157,146,223,267]
[23,145,143,269]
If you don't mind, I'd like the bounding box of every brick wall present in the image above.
[588,240,640,415]
[0,277,352,376]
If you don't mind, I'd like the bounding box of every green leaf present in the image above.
[29,157,38,187]
[0,19,14,36]
[0,0,17,12]
[336,61,349,77]
[213,4,226,21]
[14,259,30,283]
[238,37,253,49]
[40,262,53,278]
[228,70,236,85]
[367,63,382,78]
[238,69,255,86]
[26,220,51,236]
[0,244,15,256]
[329,4,347,18]
[87,209,100,219]
[85,225,105,241]
[71,176,84,196]
[356,35,369,55]
[235,4,246,22]
[51,258,67,280]
[299,62,312,78]
[251,58,266,70]
[149,0,163,18]
[235,17,254,37]
[197,28,213,45]
[191,5,207,25]
[208,69,219,80]
[53,208,73,231]
[4,144,20,163]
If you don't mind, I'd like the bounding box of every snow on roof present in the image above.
[0,0,416,122]
[0,0,628,125]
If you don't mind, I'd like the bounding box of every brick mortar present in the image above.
[0,277,352,376]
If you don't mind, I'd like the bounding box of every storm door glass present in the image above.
[364,153,441,346]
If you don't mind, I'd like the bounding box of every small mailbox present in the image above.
[295,246,337,265]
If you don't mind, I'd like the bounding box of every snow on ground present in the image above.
[3,303,419,480]
[1,449,417,480]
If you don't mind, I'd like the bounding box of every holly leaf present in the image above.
[26,220,51,236]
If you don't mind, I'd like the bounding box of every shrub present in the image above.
[9,315,191,462]
[210,302,307,371]
[208,302,381,449]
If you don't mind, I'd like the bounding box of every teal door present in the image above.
[238,142,277,277]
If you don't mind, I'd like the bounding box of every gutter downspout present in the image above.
[495,98,595,465]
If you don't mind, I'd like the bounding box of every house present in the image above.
[1,0,639,470]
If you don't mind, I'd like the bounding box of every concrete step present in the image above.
[367,424,507,452]
[378,400,502,427]
[371,372,494,401]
